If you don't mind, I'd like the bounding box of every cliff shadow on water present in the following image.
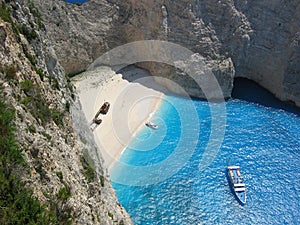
[232,78,300,116]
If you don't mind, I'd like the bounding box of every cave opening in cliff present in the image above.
[232,77,300,115]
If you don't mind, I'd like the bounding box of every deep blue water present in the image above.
[111,82,300,224]
[65,0,87,4]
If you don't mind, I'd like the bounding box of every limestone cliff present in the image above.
[33,0,300,106]
[0,1,132,224]
[232,0,300,106]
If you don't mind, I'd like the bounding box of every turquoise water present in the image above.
[111,83,300,224]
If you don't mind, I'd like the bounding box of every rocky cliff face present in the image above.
[33,0,300,106]
[0,1,132,224]
[31,0,117,75]
[232,0,300,106]
[2,0,297,223]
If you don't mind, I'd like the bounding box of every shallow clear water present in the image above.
[112,85,300,224]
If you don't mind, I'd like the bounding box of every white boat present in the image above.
[145,121,158,129]
[227,164,246,205]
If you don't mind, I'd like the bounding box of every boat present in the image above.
[145,121,158,129]
[227,164,246,205]
[94,102,110,119]
[93,118,102,125]
[99,102,110,115]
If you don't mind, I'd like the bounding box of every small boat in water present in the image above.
[227,164,246,205]
[145,121,158,129]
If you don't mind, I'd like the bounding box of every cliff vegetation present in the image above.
[0,0,132,224]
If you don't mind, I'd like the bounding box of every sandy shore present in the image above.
[73,66,165,171]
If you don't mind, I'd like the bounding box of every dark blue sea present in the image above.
[65,0,87,4]
[111,79,300,225]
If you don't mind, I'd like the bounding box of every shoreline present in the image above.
[73,66,165,172]
[111,93,163,170]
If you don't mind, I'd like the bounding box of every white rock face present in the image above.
[34,0,300,106]
[33,0,300,106]
[232,0,300,106]
[32,0,234,99]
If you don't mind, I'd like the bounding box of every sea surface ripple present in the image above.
[112,84,300,225]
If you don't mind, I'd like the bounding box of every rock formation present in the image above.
[33,0,300,106]
[232,0,300,106]
[1,0,299,223]
[0,1,132,224]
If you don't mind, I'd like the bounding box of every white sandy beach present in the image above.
[73,66,165,171]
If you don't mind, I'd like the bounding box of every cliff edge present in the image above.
[0,1,132,224]
[33,0,300,106]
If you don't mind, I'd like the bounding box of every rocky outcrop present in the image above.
[33,0,235,99]
[33,0,300,106]
[31,0,117,75]
[140,55,234,99]
[2,0,296,222]
[232,0,300,106]
[0,1,132,224]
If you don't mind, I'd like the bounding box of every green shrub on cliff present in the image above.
[80,154,95,183]
[19,79,65,127]
[0,174,57,225]
[56,185,71,201]
[28,0,44,30]
[0,97,23,170]
[0,64,17,80]
[0,91,57,224]
[19,80,53,125]
[17,23,38,42]
[0,4,12,23]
